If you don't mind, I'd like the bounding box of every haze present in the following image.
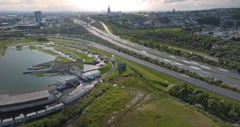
[0,0,239,12]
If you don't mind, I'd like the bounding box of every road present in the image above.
[60,36,240,102]
[74,19,240,89]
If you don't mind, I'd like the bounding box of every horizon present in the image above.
[0,0,240,12]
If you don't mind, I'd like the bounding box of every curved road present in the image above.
[74,19,240,89]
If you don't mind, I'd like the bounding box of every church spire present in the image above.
[108,5,111,13]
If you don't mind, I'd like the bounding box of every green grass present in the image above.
[90,47,181,92]
[29,45,37,50]
[55,57,71,63]
[55,46,94,63]
[48,38,86,49]
[75,77,225,127]
[116,92,225,127]
[104,67,134,80]
[0,38,34,55]
[16,45,23,51]
[35,73,44,77]
[98,62,112,74]
[22,113,61,127]
[74,78,146,127]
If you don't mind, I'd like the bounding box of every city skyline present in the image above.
[0,0,239,12]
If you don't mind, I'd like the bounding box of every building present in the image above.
[15,24,40,30]
[107,6,122,18]
[56,75,79,90]
[61,84,94,104]
[81,70,101,81]
[34,11,42,24]
[0,90,56,112]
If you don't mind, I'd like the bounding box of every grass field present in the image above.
[75,77,224,127]
[115,92,223,127]
[0,38,34,55]
[55,46,94,63]
[98,62,112,75]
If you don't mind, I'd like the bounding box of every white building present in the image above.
[37,109,47,118]
[14,114,25,124]
[61,84,94,104]
[82,70,101,81]
[2,118,13,127]
[26,112,37,121]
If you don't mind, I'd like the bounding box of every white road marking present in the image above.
[163,59,171,62]
[141,50,148,54]
[200,65,211,70]
[183,60,191,64]
[218,68,229,72]
[174,62,183,66]
[191,61,199,65]
[180,74,190,78]
[189,66,202,70]
[169,55,176,59]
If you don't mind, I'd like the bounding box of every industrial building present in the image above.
[61,84,95,104]
[56,75,79,90]
[81,70,101,81]
[0,90,56,112]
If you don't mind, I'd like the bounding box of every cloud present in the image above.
[0,0,239,11]
[163,0,188,3]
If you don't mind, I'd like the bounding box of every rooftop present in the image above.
[0,90,50,106]
[82,70,100,77]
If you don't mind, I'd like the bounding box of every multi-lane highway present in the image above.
[75,19,240,89]
[60,36,240,102]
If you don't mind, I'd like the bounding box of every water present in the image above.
[0,46,64,94]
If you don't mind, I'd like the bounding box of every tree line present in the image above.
[169,82,240,123]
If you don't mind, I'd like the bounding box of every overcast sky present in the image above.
[0,0,239,12]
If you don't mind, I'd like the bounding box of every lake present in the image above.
[0,46,64,94]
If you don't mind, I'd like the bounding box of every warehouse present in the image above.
[0,90,55,112]
[57,75,79,90]
[81,70,101,81]
[61,84,94,104]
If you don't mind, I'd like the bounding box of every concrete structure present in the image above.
[26,112,37,121]
[37,109,47,118]
[46,106,55,114]
[34,11,42,24]
[57,75,79,90]
[14,114,25,124]
[61,84,94,104]
[0,90,56,112]
[54,103,64,111]
[107,6,122,18]
[111,55,115,64]
[15,24,40,30]
[2,118,13,127]
[81,70,101,81]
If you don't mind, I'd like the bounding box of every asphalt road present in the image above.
[61,36,240,102]
[75,19,240,89]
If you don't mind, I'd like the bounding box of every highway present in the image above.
[60,36,240,102]
[74,19,240,89]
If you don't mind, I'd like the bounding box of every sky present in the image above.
[0,0,239,12]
